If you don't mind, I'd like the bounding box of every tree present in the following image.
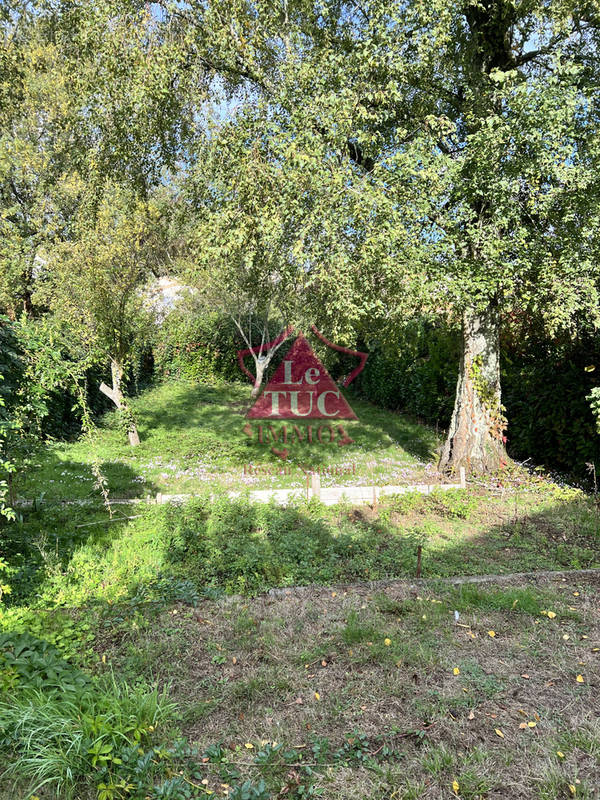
[179,124,304,396]
[40,188,159,446]
[162,0,600,473]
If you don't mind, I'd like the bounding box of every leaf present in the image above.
[314,691,320,701]
[488,630,496,638]
[495,729,504,738]
[453,667,460,675]
[576,674,584,683]
[527,721,537,728]
[468,711,475,720]
[452,779,459,795]
[384,638,391,646]
[569,784,576,796]
[244,742,254,749]
[547,611,556,619]
[557,751,565,758]
[519,722,528,729]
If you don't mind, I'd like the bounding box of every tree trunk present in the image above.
[99,359,141,447]
[439,303,507,475]
[250,357,268,399]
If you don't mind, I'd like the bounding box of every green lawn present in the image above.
[17,380,441,502]
[2,379,600,798]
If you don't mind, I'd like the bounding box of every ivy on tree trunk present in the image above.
[439,303,507,474]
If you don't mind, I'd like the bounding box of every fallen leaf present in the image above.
[563,635,570,641]
[521,674,530,679]
[573,591,580,596]
[453,667,460,675]
[527,721,537,728]
[452,779,459,795]
[547,611,557,619]
[519,722,528,729]
[488,630,496,638]
[232,657,237,664]
[331,592,336,597]
[314,692,321,701]
[244,743,254,749]
[495,728,504,739]
[468,711,475,720]
[576,674,584,683]
[384,638,391,646]
[569,785,576,796]
[557,751,565,758]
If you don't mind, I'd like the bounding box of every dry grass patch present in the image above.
[98,573,600,799]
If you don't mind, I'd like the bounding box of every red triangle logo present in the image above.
[247,334,357,419]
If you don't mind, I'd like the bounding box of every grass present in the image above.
[16,379,441,501]
[1,378,600,798]
[89,572,600,800]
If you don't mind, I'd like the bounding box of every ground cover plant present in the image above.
[1,382,599,798]
[2,568,598,799]
[14,379,442,502]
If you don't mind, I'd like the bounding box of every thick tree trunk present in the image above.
[439,303,507,475]
[99,359,141,447]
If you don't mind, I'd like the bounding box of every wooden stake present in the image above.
[416,545,422,579]
[311,472,321,500]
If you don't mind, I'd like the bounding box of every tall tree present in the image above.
[39,188,160,446]
[164,0,600,472]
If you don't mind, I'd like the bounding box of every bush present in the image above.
[152,307,246,384]
[354,317,460,427]
[353,313,600,482]
[500,320,600,481]
[165,495,419,595]
[0,636,176,799]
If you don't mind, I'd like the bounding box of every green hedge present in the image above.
[352,315,600,481]
[353,318,460,428]
[152,310,246,384]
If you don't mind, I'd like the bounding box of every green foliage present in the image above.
[588,387,600,435]
[165,495,419,595]
[356,316,600,481]
[501,324,600,480]
[0,675,177,799]
[355,319,460,426]
[0,632,90,694]
[426,490,478,521]
[152,308,245,384]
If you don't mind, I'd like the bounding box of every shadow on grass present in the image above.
[4,484,597,613]
[134,381,440,467]
[15,452,158,503]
